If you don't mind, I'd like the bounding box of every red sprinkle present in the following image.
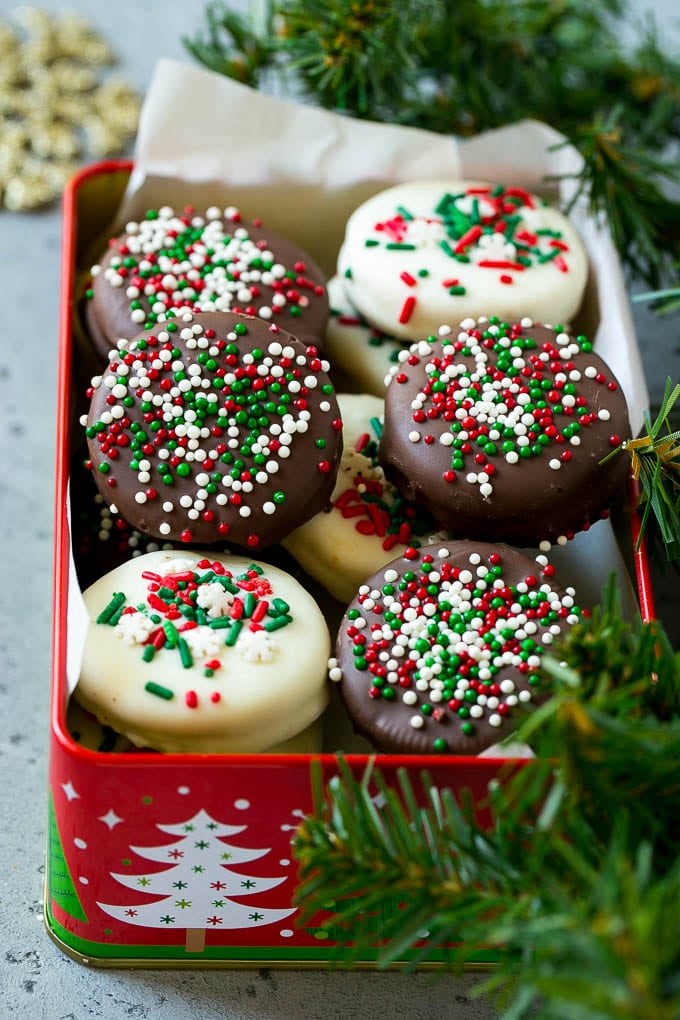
[454,225,482,253]
[398,295,416,324]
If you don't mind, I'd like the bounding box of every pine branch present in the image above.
[182,1,278,84]
[552,110,680,289]
[185,1,680,288]
[292,591,680,1016]
[633,276,680,317]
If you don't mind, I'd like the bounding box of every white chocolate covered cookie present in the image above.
[66,695,323,754]
[337,179,589,339]
[75,549,330,754]
[283,393,446,604]
[325,275,405,395]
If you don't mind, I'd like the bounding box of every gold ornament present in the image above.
[0,7,141,211]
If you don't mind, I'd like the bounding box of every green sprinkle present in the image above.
[177,636,193,668]
[96,592,126,625]
[386,242,416,250]
[208,616,235,629]
[163,620,179,647]
[143,644,156,662]
[538,247,560,263]
[216,575,239,594]
[225,619,243,646]
[145,681,173,700]
[263,614,293,632]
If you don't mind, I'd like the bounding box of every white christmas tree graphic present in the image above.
[98,809,294,952]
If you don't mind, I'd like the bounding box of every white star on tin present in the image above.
[99,808,124,829]
[61,781,80,801]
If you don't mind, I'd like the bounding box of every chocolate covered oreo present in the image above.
[82,311,343,551]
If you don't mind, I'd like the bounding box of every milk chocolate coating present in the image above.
[85,311,343,550]
[379,321,631,545]
[335,540,584,755]
[83,212,330,360]
[69,452,178,590]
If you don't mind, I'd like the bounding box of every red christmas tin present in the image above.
[46,160,654,967]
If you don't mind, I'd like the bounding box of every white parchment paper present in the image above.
[67,60,649,732]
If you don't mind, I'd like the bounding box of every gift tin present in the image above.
[46,160,655,968]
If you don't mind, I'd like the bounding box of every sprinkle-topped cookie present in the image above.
[76,549,331,754]
[378,317,630,546]
[82,311,343,550]
[336,179,589,338]
[324,275,406,395]
[332,541,587,755]
[82,204,329,358]
[284,393,447,604]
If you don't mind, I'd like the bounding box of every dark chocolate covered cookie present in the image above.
[83,205,329,359]
[378,317,631,546]
[331,540,587,755]
[82,311,343,550]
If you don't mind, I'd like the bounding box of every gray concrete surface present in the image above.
[1,2,677,1018]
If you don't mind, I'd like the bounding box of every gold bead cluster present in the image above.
[0,7,141,211]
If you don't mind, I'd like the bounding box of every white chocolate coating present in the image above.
[66,695,323,754]
[76,550,330,754]
[337,179,589,339]
[324,275,405,395]
[283,394,446,604]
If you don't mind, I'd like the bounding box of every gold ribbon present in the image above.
[625,434,680,481]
